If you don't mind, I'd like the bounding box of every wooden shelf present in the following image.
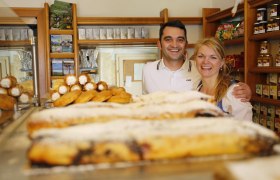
[231,67,244,73]
[50,53,75,59]
[206,4,244,23]
[77,17,163,25]
[249,67,280,73]
[51,76,65,79]
[0,40,31,47]
[78,39,195,48]
[248,0,273,8]
[250,31,280,41]
[168,17,202,25]
[78,38,158,45]
[223,37,244,46]
[251,96,280,106]
[49,29,74,35]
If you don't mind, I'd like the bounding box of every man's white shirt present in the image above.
[142,59,201,94]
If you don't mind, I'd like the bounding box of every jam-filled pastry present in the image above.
[96,81,108,91]
[53,90,82,107]
[8,84,23,97]
[70,84,82,91]
[65,74,78,86]
[0,94,16,110]
[50,90,61,102]
[84,82,97,91]
[0,87,8,95]
[18,92,32,104]
[78,74,91,85]
[0,76,17,88]
[91,90,112,102]
[58,84,70,95]
[27,118,280,167]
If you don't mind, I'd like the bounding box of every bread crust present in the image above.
[53,90,82,107]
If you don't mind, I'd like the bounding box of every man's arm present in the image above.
[232,82,252,102]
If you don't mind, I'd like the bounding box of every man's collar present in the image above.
[158,58,190,71]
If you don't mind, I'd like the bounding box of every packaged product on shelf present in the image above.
[100,27,107,39]
[258,21,267,33]
[270,85,277,99]
[0,29,4,40]
[262,54,273,67]
[267,19,274,32]
[20,29,28,40]
[51,59,63,76]
[262,84,270,98]
[85,28,93,40]
[12,28,21,41]
[256,84,263,96]
[254,22,260,34]
[269,73,278,85]
[261,104,268,115]
[50,35,62,53]
[278,85,280,100]
[266,116,275,130]
[275,42,280,67]
[93,28,100,40]
[276,106,280,117]
[257,8,267,21]
[127,27,135,39]
[257,54,264,67]
[121,27,128,39]
[259,114,267,127]
[78,28,85,40]
[135,27,142,39]
[49,0,73,29]
[269,2,280,18]
[114,27,121,39]
[141,27,149,39]
[5,28,12,41]
[253,102,261,114]
[106,28,114,39]
[62,59,74,75]
[215,23,234,41]
[252,113,260,124]
[267,105,276,117]
[260,40,270,54]
[61,35,73,52]
[275,118,280,134]
[272,16,280,31]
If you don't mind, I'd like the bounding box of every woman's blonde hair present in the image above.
[193,37,231,102]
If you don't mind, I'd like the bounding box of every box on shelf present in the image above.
[51,59,63,76]
[260,104,268,115]
[63,59,74,75]
[256,84,262,96]
[262,84,270,98]
[270,85,277,99]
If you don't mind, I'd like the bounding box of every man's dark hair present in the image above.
[159,20,187,41]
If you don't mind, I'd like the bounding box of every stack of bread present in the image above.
[50,74,132,107]
[27,90,280,168]
[0,76,32,110]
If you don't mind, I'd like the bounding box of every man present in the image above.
[142,20,251,101]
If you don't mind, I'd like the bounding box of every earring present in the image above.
[220,67,223,71]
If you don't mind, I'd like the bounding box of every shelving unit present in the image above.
[202,5,245,79]
[0,7,47,98]
[44,3,78,90]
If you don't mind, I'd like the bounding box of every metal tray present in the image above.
[0,109,277,180]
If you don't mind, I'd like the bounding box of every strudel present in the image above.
[28,118,279,167]
[27,98,223,136]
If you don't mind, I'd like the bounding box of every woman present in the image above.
[194,37,252,121]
